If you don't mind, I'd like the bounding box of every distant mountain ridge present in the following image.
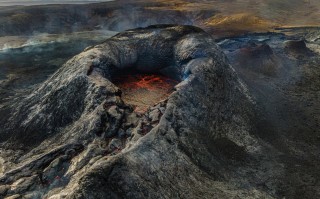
[0,0,113,6]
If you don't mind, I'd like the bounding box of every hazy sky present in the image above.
[0,0,113,6]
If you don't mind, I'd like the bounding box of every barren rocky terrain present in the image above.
[0,1,320,199]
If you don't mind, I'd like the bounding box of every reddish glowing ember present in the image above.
[113,74,178,113]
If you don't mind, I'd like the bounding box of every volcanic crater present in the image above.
[112,71,178,113]
[2,24,319,199]
[1,25,254,198]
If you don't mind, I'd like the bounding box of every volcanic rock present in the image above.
[233,43,280,76]
[0,25,277,198]
[284,39,314,57]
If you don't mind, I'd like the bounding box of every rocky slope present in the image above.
[219,29,320,198]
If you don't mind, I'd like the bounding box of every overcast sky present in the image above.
[0,0,113,6]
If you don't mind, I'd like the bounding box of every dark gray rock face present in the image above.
[219,31,320,199]
[284,39,314,57]
[0,25,280,198]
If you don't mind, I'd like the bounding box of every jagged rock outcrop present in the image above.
[0,25,280,198]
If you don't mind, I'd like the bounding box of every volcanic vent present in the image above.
[112,71,178,113]
[0,25,264,199]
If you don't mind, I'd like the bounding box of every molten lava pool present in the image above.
[113,74,178,113]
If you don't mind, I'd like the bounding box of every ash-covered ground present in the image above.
[0,1,320,199]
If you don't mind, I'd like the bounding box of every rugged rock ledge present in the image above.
[0,25,286,198]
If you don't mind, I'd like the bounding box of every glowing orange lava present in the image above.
[113,74,178,113]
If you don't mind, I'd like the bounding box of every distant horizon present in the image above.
[0,0,114,6]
